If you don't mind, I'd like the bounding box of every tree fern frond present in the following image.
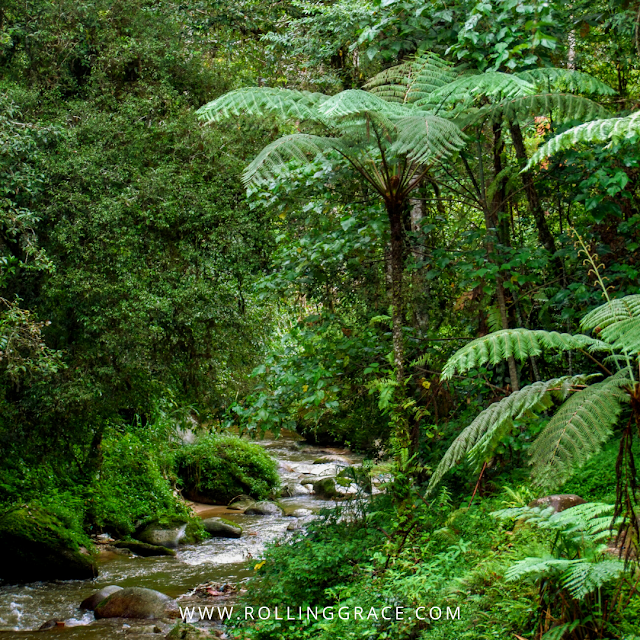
[515,68,616,96]
[441,328,610,380]
[416,72,535,113]
[242,133,339,186]
[493,502,618,545]
[197,88,330,123]
[530,372,631,488]
[425,376,588,495]
[459,93,609,128]
[316,89,411,121]
[365,53,457,104]
[526,111,640,168]
[562,560,625,599]
[541,622,581,640]
[391,116,466,165]
[598,317,640,355]
[580,295,640,331]
[505,556,571,582]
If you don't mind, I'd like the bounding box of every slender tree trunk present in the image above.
[409,196,429,332]
[490,124,520,392]
[388,200,406,385]
[509,122,561,269]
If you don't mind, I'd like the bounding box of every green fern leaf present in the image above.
[242,134,339,186]
[505,556,571,582]
[527,111,640,168]
[197,88,330,123]
[365,53,457,105]
[530,372,631,488]
[460,93,609,127]
[425,376,588,495]
[441,328,610,379]
[598,317,640,355]
[515,68,615,96]
[562,559,625,599]
[391,115,467,165]
[417,72,535,113]
[580,294,640,331]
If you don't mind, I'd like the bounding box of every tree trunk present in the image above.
[388,201,406,385]
[490,124,520,392]
[409,196,429,332]
[509,122,560,268]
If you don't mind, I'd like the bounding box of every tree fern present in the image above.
[527,111,640,168]
[425,376,589,495]
[440,328,610,380]
[530,372,631,488]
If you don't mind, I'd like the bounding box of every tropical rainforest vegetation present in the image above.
[2,0,640,638]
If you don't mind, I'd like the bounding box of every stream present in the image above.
[0,433,362,639]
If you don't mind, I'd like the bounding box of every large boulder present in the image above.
[94,587,178,620]
[528,494,586,513]
[113,541,177,557]
[201,518,242,538]
[244,501,283,516]
[136,520,188,549]
[80,585,123,610]
[0,506,98,584]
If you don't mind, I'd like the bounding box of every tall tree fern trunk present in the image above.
[387,199,413,454]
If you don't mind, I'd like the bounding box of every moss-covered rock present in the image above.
[313,478,338,498]
[0,506,97,583]
[175,435,279,505]
[94,586,177,619]
[201,517,242,538]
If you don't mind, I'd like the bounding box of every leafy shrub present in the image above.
[174,435,280,504]
[84,432,192,536]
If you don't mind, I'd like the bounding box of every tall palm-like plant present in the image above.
[197,59,466,450]
[197,54,613,451]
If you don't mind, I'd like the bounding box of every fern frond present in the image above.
[365,53,457,105]
[441,328,610,380]
[580,295,640,331]
[242,133,339,186]
[527,111,640,168]
[598,317,640,355]
[515,68,616,96]
[493,502,618,545]
[417,72,535,113]
[505,556,571,582]
[425,376,588,495]
[541,622,581,640]
[460,93,609,128]
[562,560,625,599]
[391,115,466,165]
[530,372,631,488]
[316,89,410,122]
[197,88,330,123]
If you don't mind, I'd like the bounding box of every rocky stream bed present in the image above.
[0,434,375,639]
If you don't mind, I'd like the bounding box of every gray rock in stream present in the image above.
[281,482,311,497]
[80,585,123,610]
[136,524,186,549]
[244,501,283,516]
[113,541,177,557]
[202,517,242,538]
[94,587,178,620]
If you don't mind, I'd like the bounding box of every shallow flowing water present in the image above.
[0,433,360,638]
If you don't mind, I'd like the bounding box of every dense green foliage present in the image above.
[2,0,640,637]
[174,434,280,504]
